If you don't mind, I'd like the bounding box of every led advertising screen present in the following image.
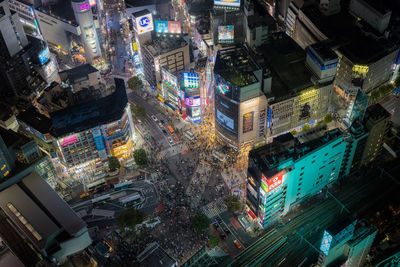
[215,80,230,95]
[218,25,234,42]
[183,72,199,88]
[155,20,168,33]
[162,69,178,89]
[214,0,241,7]
[216,109,234,131]
[38,47,50,65]
[135,13,154,34]
[168,21,181,33]
[191,106,201,117]
[61,134,78,147]
[84,25,96,41]
[89,0,96,6]
[261,170,284,193]
[320,231,333,256]
[44,59,57,78]
[185,97,201,107]
[243,112,254,133]
[78,2,90,12]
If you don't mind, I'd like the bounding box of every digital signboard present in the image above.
[243,112,254,133]
[155,20,169,33]
[216,110,234,131]
[38,47,50,65]
[168,21,181,33]
[162,69,178,89]
[261,170,284,193]
[320,230,333,256]
[89,0,96,6]
[135,13,154,34]
[184,97,201,107]
[215,80,230,95]
[214,0,241,7]
[79,2,90,12]
[183,72,199,88]
[218,25,234,42]
[61,134,78,147]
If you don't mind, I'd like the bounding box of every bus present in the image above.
[167,125,174,134]
[87,178,109,194]
[212,151,227,162]
[184,131,194,141]
[119,192,142,207]
[113,181,133,191]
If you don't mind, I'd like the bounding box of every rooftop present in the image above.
[59,64,99,84]
[309,42,338,62]
[301,5,397,64]
[50,78,127,137]
[214,46,259,87]
[137,242,177,267]
[0,128,31,148]
[365,103,391,124]
[360,0,391,15]
[259,33,312,98]
[250,128,342,176]
[37,1,78,27]
[145,35,189,56]
[17,106,52,134]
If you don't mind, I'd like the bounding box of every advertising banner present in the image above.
[168,21,181,33]
[184,97,201,107]
[61,135,78,147]
[136,14,154,34]
[155,20,169,33]
[218,25,234,42]
[183,72,199,88]
[216,109,234,131]
[38,47,50,65]
[243,112,254,133]
[214,0,241,7]
[162,68,178,89]
[261,170,284,193]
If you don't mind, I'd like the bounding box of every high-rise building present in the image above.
[360,103,391,166]
[0,128,91,265]
[213,45,268,149]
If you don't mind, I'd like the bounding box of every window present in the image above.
[300,172,304,176]
[301,166,305,170]
[7,203,42,241]
[312,160,315,164]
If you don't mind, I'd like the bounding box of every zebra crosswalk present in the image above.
[202,198,227,219]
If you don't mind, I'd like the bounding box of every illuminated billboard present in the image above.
[89,0,96,6]
[214,0,241,7]
[155,20,169,33]
[216,110,234,130]
[218,26,234,42]
[38,47,50,65]
[162,69,178,89]
[320,231,333,256]
[168,21,181,33]
[261,171,284,193]
[135,13,154,34]
[183,72,199,88]
[44,59,57,78]
[61,135,78,147]
[215,80,230,95]
[185,97,201,107]
[78,2,90,12]
[243,112,254,133]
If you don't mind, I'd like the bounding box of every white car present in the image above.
[151,115,158,122]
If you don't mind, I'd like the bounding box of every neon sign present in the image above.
[79,2,90,11]
[216,81,229,95]
[135,14,154,34]
[61,135,78,147]
[261,170,284,193]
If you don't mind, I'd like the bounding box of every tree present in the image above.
[191,213,211,232]
[371,90,380,101]
[395,75,400,89]
[290,130,297,135]
[301,124,311,132]
[134,149,148,166]
[323,113,333,124]
[224,195,242,213]
[108,156,120,172]
[127,76,144,90]
[117,207,146,229]
[208,235,219,248]
[107,85,115,91]
[131,105,146,120]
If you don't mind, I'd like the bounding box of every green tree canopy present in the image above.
[224,195,242,213]
[208,235,219,248]
[191,213,211,232]
[371,90,380,101]
[127,76,144,90]
[290,130,297,135]
[323,113,333,124]
[134,149,148,166]
[117,207,146,229]
[301,124,311,132]
[131,105,146,120]
[108,156,120,172]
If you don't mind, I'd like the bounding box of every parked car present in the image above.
[168,137,174,145]
[151,115,158,121]
[233,240,242,249]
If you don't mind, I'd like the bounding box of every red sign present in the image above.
[168,21,181,33]
[61,135,78,147]
[261,170,284,192]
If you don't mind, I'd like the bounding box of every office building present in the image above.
[180,72,202,123]
[210,7,245,45]
[288,2,399,101]
[317,218,377,267]
[141,35,190,88]
[50,79,134,175]
[213,45,268,149]
[0,130,91,265]
[260,34,334,138]
[348,0,391,33]
[360,104,391,166]
[247,128,348,228]
[59,63,103,93]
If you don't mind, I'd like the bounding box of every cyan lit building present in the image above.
[247,128,354,228]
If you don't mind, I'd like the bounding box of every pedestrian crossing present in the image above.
[202,198,227,219]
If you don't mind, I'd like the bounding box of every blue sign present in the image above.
[92,128,105,152]
[214,0,241,7]
[139,16,150,27]
[155,20,169,33]
[38,47,50,65]
[320,230,333,256]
